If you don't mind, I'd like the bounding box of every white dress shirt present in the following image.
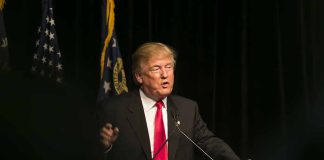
[139,89,168,158]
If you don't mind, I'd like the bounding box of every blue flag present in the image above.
[31,0,63,83]
[0,1,9,70]
[97,0,128,102]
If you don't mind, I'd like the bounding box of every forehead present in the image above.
[146,54,172,65]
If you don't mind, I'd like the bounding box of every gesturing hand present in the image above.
[100,123,119,150]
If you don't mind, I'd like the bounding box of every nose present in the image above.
[160,68,168,78]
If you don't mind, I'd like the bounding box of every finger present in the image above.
[113,127,119,136]
[105,123,113,129]
[101,126,115,138]
[110,127,119,143]
[102,123,115,136]
[100,131,110,140]
[101,126,113,134]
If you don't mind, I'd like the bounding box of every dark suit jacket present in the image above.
[97,90,240,160]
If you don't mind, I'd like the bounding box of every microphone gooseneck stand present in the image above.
[171,110,214,160]
[174,121,214,160]
[153,109,214,160]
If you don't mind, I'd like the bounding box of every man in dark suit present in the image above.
[98,42,240,160]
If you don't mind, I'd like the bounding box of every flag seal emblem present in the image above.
[113,57,128,94]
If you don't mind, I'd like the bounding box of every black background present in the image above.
[1,0,324,160]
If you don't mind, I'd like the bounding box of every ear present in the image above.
[134,73,143,84]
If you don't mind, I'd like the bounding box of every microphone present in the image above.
[170,111,214,160]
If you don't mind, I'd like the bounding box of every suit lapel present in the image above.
[167,96,180,160]
[126,91,152,160]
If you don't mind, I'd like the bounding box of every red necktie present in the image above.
[153,100,168,160]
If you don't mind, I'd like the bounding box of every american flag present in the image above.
[31,0,63,83]
[97,0,128,102]
[0,0,10,70]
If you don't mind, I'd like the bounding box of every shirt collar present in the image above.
[139,89,167,112]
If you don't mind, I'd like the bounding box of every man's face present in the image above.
[135,54,174,101]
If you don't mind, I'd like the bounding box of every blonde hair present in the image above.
[132,42,176,75]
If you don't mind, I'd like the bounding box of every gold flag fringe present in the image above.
[0,0,6,11]
[100,0,115,79]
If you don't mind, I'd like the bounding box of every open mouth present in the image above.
[161,81,169,88]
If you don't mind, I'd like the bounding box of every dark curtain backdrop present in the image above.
[1,0,323,160]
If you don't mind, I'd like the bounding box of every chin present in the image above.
[160,90,172,97]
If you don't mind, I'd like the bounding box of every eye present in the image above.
[165,64,173,70]
[149,66,161,72]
